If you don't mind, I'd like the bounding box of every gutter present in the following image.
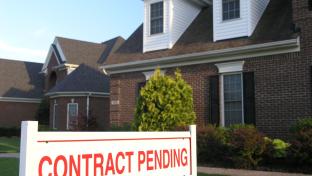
[0,97,41,103]
[101,37,300,75]
[45,92,109,98]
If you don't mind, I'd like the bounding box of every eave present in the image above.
[102,37,300,75]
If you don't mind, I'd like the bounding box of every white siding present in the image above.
[213,0,249,41]
[213,0,269,41]
[143,0,171,53]
[143,0,201,53]
[171,0,201,47]
[248,0,270,35]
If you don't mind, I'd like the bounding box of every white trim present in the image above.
[52,103,58,129]
[46,92,109,98]
[41,38,61,73]
[143,70,166,80]
[215,61,244,73]
[67,102,78,130]
[0,97,41,103]
[219,72,244,127]
[55,38,67,63]
[102,37,300,74]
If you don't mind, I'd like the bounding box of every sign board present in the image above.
[19,121,197,176]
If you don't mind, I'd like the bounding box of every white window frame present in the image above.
[216,61,245,127]
[66,103,79,130]
[222,0,241,22]
[150,1,164,35]
[220,72,244,127]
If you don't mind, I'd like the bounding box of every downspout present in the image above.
[86,93,90,127]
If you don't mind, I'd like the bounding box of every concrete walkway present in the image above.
[0,153,19,158]
[198,167,311,176]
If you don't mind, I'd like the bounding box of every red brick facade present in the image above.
[49,96,110,130]
[109,1,312,138]
[0,101,39,127]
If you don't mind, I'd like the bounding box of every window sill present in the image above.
[221,17,242,23]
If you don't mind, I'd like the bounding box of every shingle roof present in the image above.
[56,36,125,67]
[48,64,109,93]
[0,59,44,99]
[105,0,296,65]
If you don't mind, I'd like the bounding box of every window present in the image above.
[67,103,78,129]
[222,0,240,21]
[68,103,78,117]
[223,73,244,127]
[150,1,164,35]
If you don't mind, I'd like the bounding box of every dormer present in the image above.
[213,0,270,41]
[143,0,209,53]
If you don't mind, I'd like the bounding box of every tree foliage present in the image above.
[133,68,196,131]
[35,98,50,125]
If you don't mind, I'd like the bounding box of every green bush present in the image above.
[289,118,312,165]
[264,137,290,159]
[0,127,20,137]
[109,123,132,131]
[35,98,50,125]
[197,125,230,165]
[291,118,312,132]
[227,125,266,169]
[133,68,196,131]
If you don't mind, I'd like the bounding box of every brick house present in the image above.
[102,0,312,138]
[0,59,44,127]
[42,36,124,130]
[0,36,124,130]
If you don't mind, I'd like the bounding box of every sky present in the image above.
[0,0,143,63]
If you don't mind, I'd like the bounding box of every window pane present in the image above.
[150,2,163,35]
[224,74,243,127]
[68,104,78,117]
[223,0,240,21]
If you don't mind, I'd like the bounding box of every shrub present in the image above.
[264,137,290,159]
[35,98,50,125]
[0,127,20,137]
[109,123,132,131]
[69,112,98,131]
[289,118,312,165]
[227,125,266,169]
[133,68,196,131]
[197,125,231,165]
[291,118,312,133]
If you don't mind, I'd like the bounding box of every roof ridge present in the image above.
[55,36,103,46]
[0,58,43,65]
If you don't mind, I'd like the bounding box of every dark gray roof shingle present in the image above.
[48,64,109,93]
[0,59,44,99]
[105,0,296,65]
[56,36,125,67]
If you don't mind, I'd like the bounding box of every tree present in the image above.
[133,68,196,131]
[35,98,50,125]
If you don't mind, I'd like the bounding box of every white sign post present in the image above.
[19,121,197,176]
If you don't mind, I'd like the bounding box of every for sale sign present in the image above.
[19,121,197,176]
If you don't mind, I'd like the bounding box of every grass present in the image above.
[0,137,20,153]
[198,174,228,176]
[0,158,19,176]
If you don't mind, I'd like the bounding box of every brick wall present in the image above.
[49,96,110,130]
[108,1,312,138]
[0,101,39,127]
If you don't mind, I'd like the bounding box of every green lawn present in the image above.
[0,137,20,153]
[0,158,19,176]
